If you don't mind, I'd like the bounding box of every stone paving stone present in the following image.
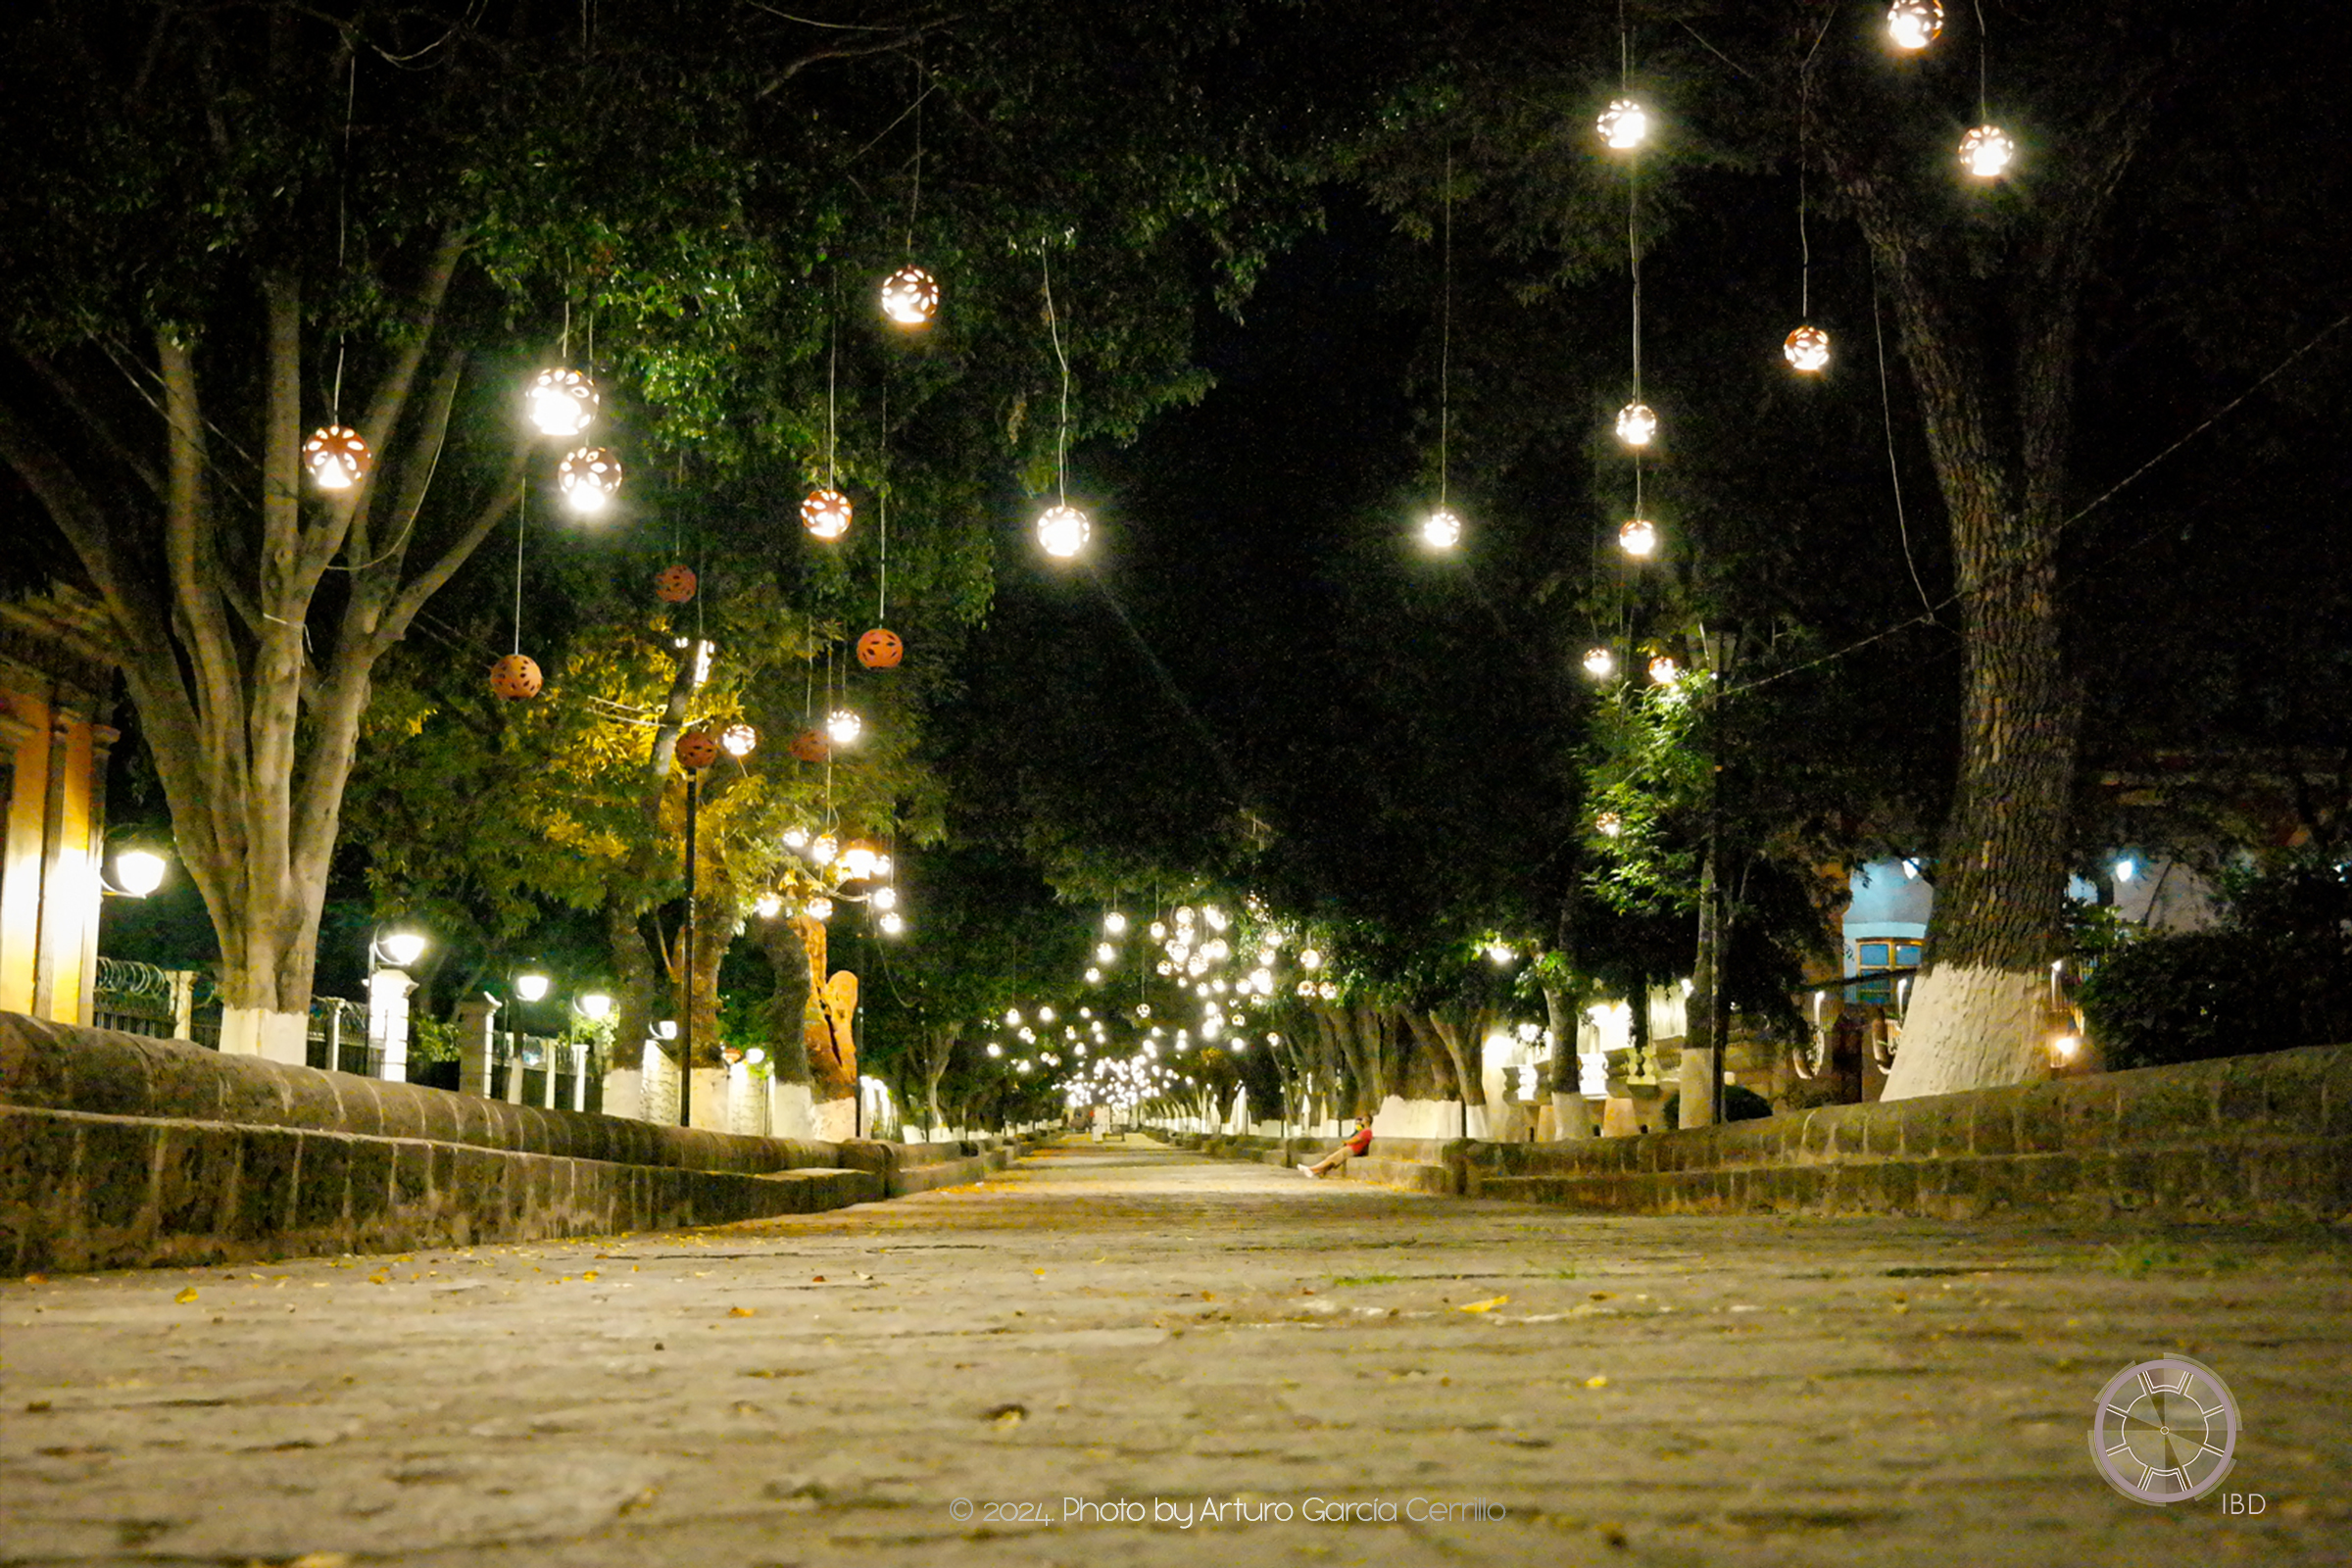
[1,1138,2347,1567]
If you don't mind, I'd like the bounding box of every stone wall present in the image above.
[1463,1044,2352,1222]
[0,1014,1023,1275]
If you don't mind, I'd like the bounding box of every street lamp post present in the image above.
[368,927,427,1084]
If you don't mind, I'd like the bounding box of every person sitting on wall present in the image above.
[1301,1115,1373,1178]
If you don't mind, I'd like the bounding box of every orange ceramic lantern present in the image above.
[489,654,543,701]
[655,564,698,603]
[801,488,852,541]
[788,729,830,762]
[675,727,720,770]
[857,627,905,669]
[303,425,370,490]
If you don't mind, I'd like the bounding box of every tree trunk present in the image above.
[1680,844,1721,1129]
[757,915,813,1086]
[0,235,510,1060]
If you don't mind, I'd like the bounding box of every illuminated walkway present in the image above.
[4,1138,2346,1565]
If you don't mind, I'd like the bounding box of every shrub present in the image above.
[2079,859,2352,1070]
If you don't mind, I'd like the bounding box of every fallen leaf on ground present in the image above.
[1585,1375,1610,1389]
[729,1306,757,1317]
[173,1287,198,1304]
[1457,1296,1509,1313]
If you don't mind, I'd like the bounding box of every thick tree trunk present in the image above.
[757,915,813,1086]
[1679,845,1720,1128]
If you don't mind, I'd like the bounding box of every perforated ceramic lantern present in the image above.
[1618,517,1658,559]
[1784,324,1832,372]
[1960,124,2016,178]
[675,727,720,770]
[856,627,905,669]
[879,266,941,326]
[526,368,599,437]
[1887,0,1943,50]
[489,654,543,700]
[1614,403,1658,447]
[1597,97,1649,150]
[1420,508,1464,550]
[719,722,759,759]
[788,728,830,762]
[1037,504,1090,559]
[304,425,370,491]
[802,488,853,541]
[655,564,698,603]
[558,447,623,514]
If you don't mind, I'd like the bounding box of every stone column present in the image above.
[541,1036,559,1109]
[368,970,416,1083]
[169,969,196,1042]
[503,1031,525,1103]
[455,995,501,1100]
[570,1043,589,1112]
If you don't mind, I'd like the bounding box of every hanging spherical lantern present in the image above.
[1959,125,2016,179]
[1886,0,1943,50]
[1614,403,1657,447]
[871,885,899,912]
[802,488,853,541]
[1420,508,1464,550]
[826,708,863,746]
[525,368,599,437]
[1784,324,1832,372]
[655,564,698,603]
[719,722,759,759]
[1648,654,1682,686]
[1583,646,1617,679]
[838,840,883,881]
[303,425,370,491]
[878,910,906,936]
[1597,98,1649,151]
[1037,504,1091,559]
[857,627,905,669]
[558,447,623,515]
[1595,809,1625,838]
[807,897,835,922]
[879,266,941,326]
[810,834,840,866]
[788,728,829,762]
[1618,517,1658,559]
[674,726,720,770]
[488,653,543,701]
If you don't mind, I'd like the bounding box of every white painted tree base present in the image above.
[219,1007,309,1064]
[812,1098,857,1143]
[1881,963,2050,1101]
[686,1067,731,1131]
[768,1082,817,1140]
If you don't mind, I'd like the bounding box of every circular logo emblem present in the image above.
[2087,1355,2239,1505]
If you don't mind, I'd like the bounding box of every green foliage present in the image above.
[2078,858,2352,1070]
[1722,1083,1773,1122]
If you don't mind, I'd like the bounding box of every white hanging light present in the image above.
[526,368,599,437]
[811,834,840,865]
[1420,508,1464,550]
[719,722,758,759]
[1595,810,1625,838]
[558,447,623,514]
[807,897,834,921]
[1959,125,2016,178]
[1784,325,1832,372]
[802,487,853,541]
[1597,98,1649,150]
[871,885,899,912]
[303,425,369,491]
[1648,654,1682,685]
[1618,518,1658,559]
[826,708,863,746]
[1583,646,1617,679]
[1614,403,1657,447]
[879,910,905,936]
[1037,504,1091,559]
[879,266,941,326]
[1886,0,1943,50]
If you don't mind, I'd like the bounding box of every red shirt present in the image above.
[1345,1124,1373,1155]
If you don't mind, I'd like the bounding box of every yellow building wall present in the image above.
[0,595,115,1026]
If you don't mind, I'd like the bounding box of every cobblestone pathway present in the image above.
[5,1138,2349,1566]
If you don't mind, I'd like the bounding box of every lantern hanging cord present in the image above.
[905,53,924,257]
[329,50,356,424]
[1041,241,1072,504]
[561,300,569,365]
[1973,0,1989,122]
[512,481,526,656]
[877,385,890,620]
[1439,147,1452,507]
[1872,257,1936,621]
[826,310,839,488]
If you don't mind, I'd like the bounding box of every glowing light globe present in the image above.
[1648,654,1682,686]
[526,368,599,437]
[1618,517,1658,559]
[1615,402,1657,447]
[1037,504,1091,559]
[879,910,906,936]
[1597,97,1649,150]
[1784,324,1832,372]
[802,487,852,541]
[872,885,899,912]
[825,708,863,746]
[558,447,623,514]
[807,897,834,921]
[1960,124,2016,178]
[1595,810,1625,838]
[839,840,882,881]
[1583,646,1617,679]
[113,849,167,897]
[719,722,758,759]
[755,893,783,918]
[1887,0,1943,50]
[1421,508,1464,550]
[303,425,370,491]
[879,266,941,326]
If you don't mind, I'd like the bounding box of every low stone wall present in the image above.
[1174,1132,1464,1197]
[1463,1044,2352,1222]
[0,1015,1023,1275]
